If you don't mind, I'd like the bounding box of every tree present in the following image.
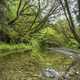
[0,0,7,24]
[59,0,80,44]
[77,0,80,23]
[78,0,80,16]
[8,0,60,34]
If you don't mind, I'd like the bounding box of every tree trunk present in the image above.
[64,0,80,44]
[78,0,80,16]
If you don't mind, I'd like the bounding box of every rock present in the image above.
[41,67,60,80]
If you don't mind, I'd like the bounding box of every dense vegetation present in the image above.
[0,0,80,80]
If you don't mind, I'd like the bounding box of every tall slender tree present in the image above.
[77,0,80,23]
[63,0,80,44]
[78,0,80,16]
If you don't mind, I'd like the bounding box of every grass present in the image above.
[0,43,31,50]
[0,42,73,69]
[0,43,32,56]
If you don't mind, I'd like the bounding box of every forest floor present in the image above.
[0,48,74,80]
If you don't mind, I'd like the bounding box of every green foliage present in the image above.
[0,0,80,49]
[7,0,19,21]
